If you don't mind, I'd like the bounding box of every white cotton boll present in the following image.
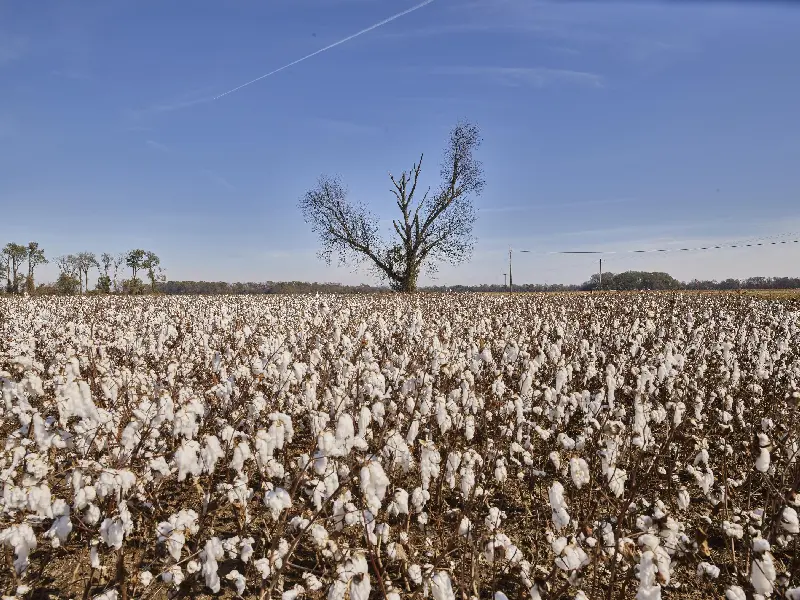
[635,551,661,600]
[753,538,771,553]
[139,571,154,587]
[756,433,771,473]
[254,558,271,579]
[100,518,126,550]
[430,571,455,600]
[411,487,428,514]
[548,481,570,530]
[723,521,744,539]
[549,451,561,470]
[201,537,224,593]
[785,588,800,600]
[697,562,720,579]
[388,488,410,517]
[163,565,184,587]
[303,572,323,591]
[607,469,627,498]
[360,460,390,513]
[677,488,690,510]
[0,523,37,574]
[93,591,119,600]
[494,458,508,484]
[551,536,568,555]
[226,570,246,596]
[187,560,201,574]
[175,439,202,481]
[485,507,505,532]
[230,440,252,473]
[283,585,305,600]
[558,433,576,450]
[495,593,510,600]
[751,552,776,597]
[569,458,590,489]
[420,441,441,490]
[408,564,423,585]
[90,543,100,569]
[265,487,292,520]
[555,543,589,572]
[725,586,746,600]
[780,506,799,533]
[84,503,101,525]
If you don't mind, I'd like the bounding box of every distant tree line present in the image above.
[1,243,164,295]
[154,272,800,295]
[2,244,797,295]
[158,281,391,295]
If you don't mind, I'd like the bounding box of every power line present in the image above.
[516,231,800,256]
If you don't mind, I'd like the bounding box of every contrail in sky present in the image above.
[211,0,436,102]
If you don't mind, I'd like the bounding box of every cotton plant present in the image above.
[1,293,799,597]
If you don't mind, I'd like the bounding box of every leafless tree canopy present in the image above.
[299,121,484,291]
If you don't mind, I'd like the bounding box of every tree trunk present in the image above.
[399,267,419,292]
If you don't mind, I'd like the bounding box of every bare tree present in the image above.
[75,252,99,294]
[112,253,126,292]
[25,242,47,294]
[299,121,484,292]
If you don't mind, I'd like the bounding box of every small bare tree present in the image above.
[299,121,484,292]
[75,252,99,294]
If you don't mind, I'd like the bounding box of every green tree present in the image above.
[142,251,162,292]
[25,242,47,295]
[125,249,146,289]
[2,243,28,293]
[299,121,484,292]
[54,255,81,295]
[95,252,114,293]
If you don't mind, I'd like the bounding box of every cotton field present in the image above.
[1,294,799,600]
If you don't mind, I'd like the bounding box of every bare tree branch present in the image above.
[299,120,483,292]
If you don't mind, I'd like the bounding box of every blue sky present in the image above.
[2,0,799,287]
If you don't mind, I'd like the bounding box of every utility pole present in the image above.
[508,247,513,293]
[503,273,507,288]
[599,258,603,291]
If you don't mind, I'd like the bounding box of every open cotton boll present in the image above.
[430,571,455,600]
[264,487,292,520]
[0,523,37,574]
[697,562,720,579]
[780,506,799,533]
[725,587,746,600]
[569,458,590,489]
[92,591,118,600]
[360,459,390,513]
[635,551,661,600]
[548,481,570,530]
[201,537,225,593]
[554,543,589,572]
[226,570,246,596]
[756,433,771,473]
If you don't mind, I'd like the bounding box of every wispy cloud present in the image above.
[427,66,604,88]
[309,118,381,136]
[146,139,170,152]
[137,0,437,117]
[0,32,27,65]
[480,198,635,214]
[205,170,236,191]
